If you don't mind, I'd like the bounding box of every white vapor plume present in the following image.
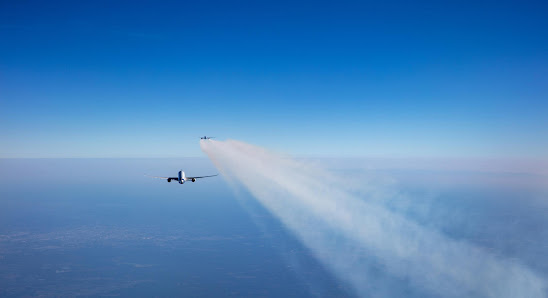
[201,139,546,297]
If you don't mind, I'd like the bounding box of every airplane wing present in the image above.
[186,174,218,179]
[145,175,176,179]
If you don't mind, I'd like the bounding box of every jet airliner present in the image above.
[149,170,218,184]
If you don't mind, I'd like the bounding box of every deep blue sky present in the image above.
[1,0,547,158]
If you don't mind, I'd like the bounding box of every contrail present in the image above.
[201,139,546,297]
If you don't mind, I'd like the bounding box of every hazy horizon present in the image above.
[1,146,547,297]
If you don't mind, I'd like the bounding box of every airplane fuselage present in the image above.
[178,170,185,184]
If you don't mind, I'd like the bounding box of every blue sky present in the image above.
[1,0,547,158]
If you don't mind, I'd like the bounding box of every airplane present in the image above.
[149,170,218,184]
[200,136,214,140]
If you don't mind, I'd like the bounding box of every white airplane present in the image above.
[149,170,218,184]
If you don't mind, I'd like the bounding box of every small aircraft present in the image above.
[200,136,214,140]
[149,170,218,184]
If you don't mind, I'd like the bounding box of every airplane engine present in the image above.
[167,178,171,182]
[191,178,196,182]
